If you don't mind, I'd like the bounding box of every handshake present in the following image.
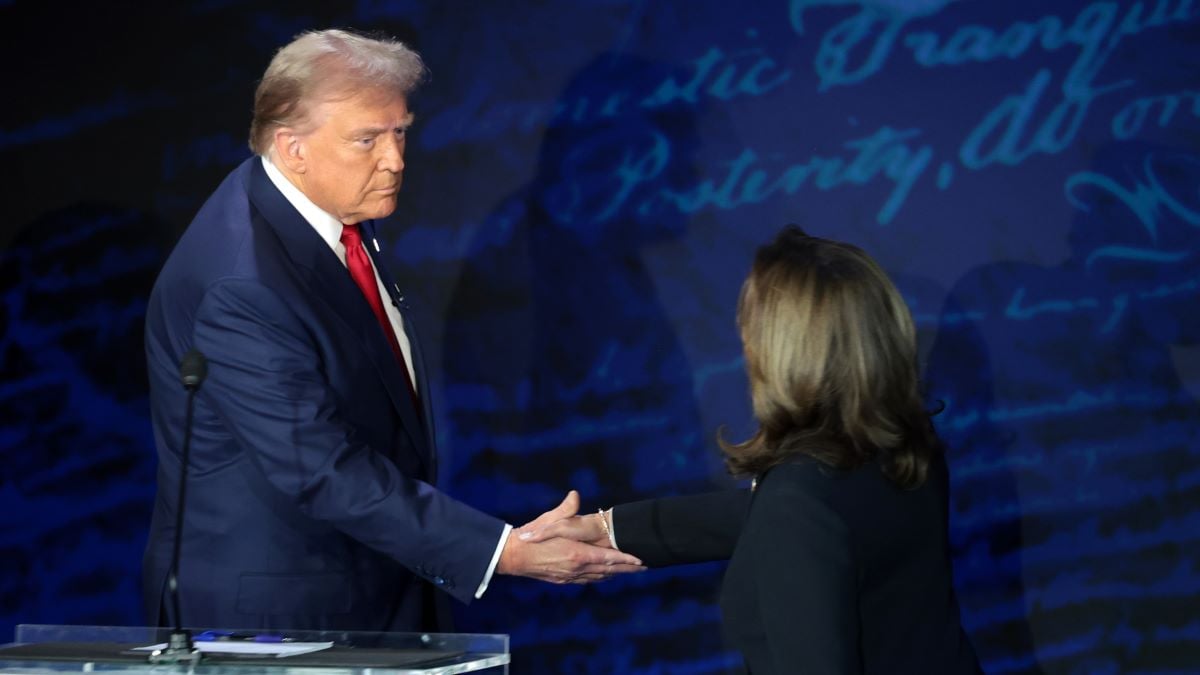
[496,490,645,584]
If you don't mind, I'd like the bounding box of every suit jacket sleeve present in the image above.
[745,463,862,673]
[611,489,751,567]
[193,278,505,603]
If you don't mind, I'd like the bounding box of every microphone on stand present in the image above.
[150,349,207,665]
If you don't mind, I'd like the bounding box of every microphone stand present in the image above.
[150,349,206,665]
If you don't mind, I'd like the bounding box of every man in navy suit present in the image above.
[142,29,642,632]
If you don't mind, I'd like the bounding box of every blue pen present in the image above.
[195,630,289,643]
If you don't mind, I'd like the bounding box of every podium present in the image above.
[0,624,509,674]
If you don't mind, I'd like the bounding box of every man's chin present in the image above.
[362,198,399,221]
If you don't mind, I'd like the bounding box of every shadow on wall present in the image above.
[927,140,1200,674]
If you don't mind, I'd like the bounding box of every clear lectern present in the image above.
[0,624,509,674]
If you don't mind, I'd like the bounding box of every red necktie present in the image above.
[340,223,421,409]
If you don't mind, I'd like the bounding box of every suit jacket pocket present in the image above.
[235,573,353,616]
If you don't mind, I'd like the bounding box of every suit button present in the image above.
[434,576,446,586]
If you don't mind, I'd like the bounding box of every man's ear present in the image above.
[272,129,306,173]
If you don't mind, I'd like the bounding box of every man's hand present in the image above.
[498,491,643,583]
[518,507,610,548]
[517,489,585,533]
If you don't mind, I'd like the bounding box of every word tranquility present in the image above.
[798,0,1198,93]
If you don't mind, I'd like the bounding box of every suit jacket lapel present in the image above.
[360,220,438,480]
[244,159,431,469]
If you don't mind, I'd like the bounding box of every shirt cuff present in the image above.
[475,524,512,599]
[605,508,619,549]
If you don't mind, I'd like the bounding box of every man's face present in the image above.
[294,89,412,224]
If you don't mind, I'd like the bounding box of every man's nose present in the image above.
[378,136,404,173]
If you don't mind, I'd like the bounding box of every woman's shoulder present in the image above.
[758,445,942,493]
[759,441,861,478]
[757,446,949,516]
[744,456,855,543]
[754,453,845,499]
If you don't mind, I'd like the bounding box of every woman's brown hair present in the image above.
[720,225,940,489]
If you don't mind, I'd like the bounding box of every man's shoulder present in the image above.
[153,158,279,295]
[192,157,258,223]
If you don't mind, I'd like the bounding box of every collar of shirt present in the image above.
[260,155,349,266]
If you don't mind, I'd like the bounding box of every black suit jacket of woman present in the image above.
[613,454,982,674]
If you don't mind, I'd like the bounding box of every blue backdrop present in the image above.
[1,1,1198,672]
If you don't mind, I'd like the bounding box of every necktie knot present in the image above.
[340,223,363,249]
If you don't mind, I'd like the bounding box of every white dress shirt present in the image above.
[261,156,510,598]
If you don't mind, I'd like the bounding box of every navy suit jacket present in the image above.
[142,157,505,632]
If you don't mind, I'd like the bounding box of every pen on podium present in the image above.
[194,631,292,643]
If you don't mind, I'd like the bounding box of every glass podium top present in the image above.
[0,625,509,675]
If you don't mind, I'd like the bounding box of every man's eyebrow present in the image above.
[348,126,388,137]
[348,115,415,137]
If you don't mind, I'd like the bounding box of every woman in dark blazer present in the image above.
[524,226,982,674]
